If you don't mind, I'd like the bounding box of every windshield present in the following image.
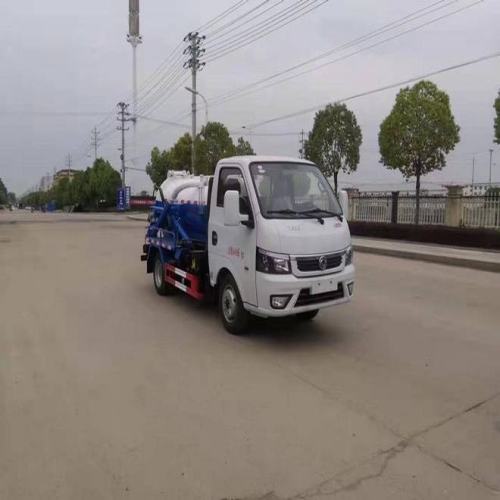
[250,162,342,219]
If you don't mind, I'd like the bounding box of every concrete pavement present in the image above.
[1,211,499,499]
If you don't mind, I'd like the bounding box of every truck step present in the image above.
[165,264,204,301]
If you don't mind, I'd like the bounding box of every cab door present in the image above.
[208,166,257,307]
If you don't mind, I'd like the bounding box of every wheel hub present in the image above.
[222,286,237,323]
[154,259,163,288]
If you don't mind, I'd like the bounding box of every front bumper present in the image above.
[245,265,355,318]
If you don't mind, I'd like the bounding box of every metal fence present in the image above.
[348,194,500,229]
[348,196,392,223]
[462,196,500,229]
[397,196,446,225]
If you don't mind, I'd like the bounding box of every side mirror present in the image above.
[338,190,349,219]
[224,190,249,226]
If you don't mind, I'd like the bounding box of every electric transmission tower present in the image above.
[65,153,72,177]
[90,127,101,160]
[183,32,206,175]
[117,102,134,188]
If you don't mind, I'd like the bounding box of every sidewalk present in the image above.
[353,236,500,273]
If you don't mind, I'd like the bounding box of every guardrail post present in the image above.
[391,191,399,224]
[344,188,359,220]
[444,185,464,227]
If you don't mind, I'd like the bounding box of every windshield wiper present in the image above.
[267,209,325,224]
[267,209,299,215]
[301,208,343,222]
[267,208,325,224]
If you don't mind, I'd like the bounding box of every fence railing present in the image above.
[349,196,392,223]
[348,193,500,230]
[397,196,446,225]
[462,196,500,229]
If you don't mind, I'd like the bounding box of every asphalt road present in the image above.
[1,212,499,500]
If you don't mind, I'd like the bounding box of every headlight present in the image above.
[345,246,354,266]
[256,248,291,274]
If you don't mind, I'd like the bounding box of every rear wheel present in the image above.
[296,309,319,321]
[219,274,250,335]
[153,254,175,296]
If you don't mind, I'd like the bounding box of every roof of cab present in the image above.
[218,155,315,168]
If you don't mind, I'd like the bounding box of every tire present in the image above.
[296,309,319,321]
[219,273,250,335]
[153,254,175,296]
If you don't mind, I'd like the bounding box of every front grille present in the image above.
[295,284,344,307]
[296,252,343,272]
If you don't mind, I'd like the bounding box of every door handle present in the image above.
[212,231,218,246]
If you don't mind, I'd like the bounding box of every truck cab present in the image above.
[143,155,355,334]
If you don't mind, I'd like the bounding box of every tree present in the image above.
[7,192,16,205]
[0,178,8,205]
[86,158,121,208]
[169,133,193,172]
[197,122,236,175]
[379,80,460,224]
[494,90,500,144]
[234,136,255,155]
[69,171,87,207]
[146,147,172,186]
[304,103,362,193]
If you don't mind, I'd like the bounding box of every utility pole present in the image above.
[183,32,205,175]
[91,127,100,161]
[489,148,494,186]
[117,102,133,188]
[65,153,72,178]
[299,129,305,159]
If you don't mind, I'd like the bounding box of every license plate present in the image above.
[312,279,337,295]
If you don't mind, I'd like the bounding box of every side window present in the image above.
[216,168,248,207]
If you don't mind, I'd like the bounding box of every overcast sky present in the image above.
[1,0,499,195]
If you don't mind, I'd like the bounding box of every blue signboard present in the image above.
[117,187,131,211]
[125,186,131,209]
[117,188,125,211]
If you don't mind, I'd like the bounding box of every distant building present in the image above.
[53,169,81,184]
[462,183,498,196]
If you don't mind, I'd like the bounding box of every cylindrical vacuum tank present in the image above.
[157,171,209,204]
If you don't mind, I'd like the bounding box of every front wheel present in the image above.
[219,274,250,335]
[153,255,175,296]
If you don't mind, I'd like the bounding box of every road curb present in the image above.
[353,244,500,273]
[127,215,148,222]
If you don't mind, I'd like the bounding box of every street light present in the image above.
[185,86,208,126]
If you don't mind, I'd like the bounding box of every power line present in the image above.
[204,0,483,110]
[205,0,330,62]
[136,115,191,129]
[204,0,273,38]
[204,0,284,46]
[206,0,462,106]
[206,0,319,52]
[245,50,500,129]
[196,0,254,32]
